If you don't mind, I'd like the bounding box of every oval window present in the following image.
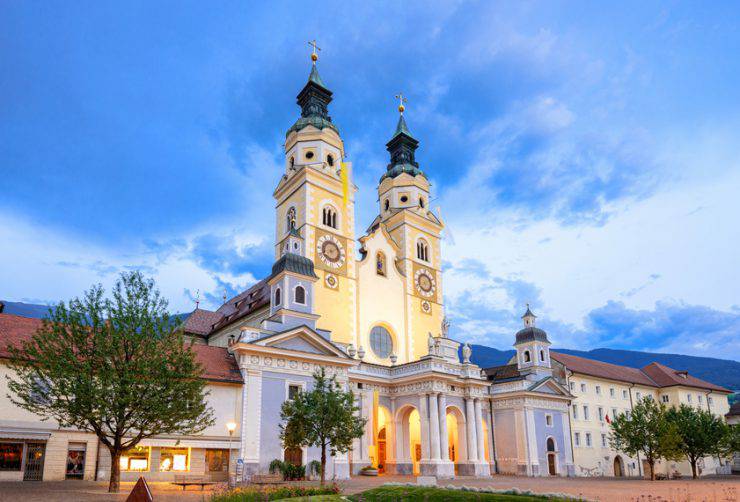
[369,326,393,359]
[305,151,314,159]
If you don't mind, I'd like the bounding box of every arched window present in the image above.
[540,350,545,362]
[322,206,338,229]
[369,326,393,359]
[326,154,334,167]
[376,252,386,276]
[416,239,429,262]
[274,288,281,306]
[546,437,556,452]
[523,350,531,363]
[384,199,390,211]
[419,196,425,208]
[294,285,306,304]
[286,207,296,232]
[290,157,295,169]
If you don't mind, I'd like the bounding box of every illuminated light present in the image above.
[173,454,187,471]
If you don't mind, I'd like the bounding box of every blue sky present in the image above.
[1,1,739,359]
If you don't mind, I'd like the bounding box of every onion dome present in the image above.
[270,253,318,279]
[380,111,425,182]
[514,304,550,344]
[287,57,339,137]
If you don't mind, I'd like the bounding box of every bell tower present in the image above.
[377,98,444,361]
[273,42,357,346]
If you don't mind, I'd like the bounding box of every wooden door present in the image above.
[547,453,557,475]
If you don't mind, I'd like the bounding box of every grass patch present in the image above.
[346,485,579,501]
[210,484,340,502]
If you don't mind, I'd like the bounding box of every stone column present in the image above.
[428,393,441,461]
[474,398,486,463]
[465,398,478,462]
[419,394,430,461]
[241,368,262,478]
[438,394,449,461]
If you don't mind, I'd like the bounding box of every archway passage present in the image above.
[446,406,467,475]
[394,405,421,476]
[377,427,386,474]
[546,438,557,475]
[614,456,624,477]
[408,409,421,475]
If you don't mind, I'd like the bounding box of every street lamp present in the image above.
[226,421,237,483]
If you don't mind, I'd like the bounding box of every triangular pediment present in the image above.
[253,325,349,358]
[528,377,571,397]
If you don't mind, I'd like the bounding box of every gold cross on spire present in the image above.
[308,40,321,63]
[395,92,407,114]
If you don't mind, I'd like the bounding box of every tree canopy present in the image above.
[6,271,214,492]
[279,368,365,484]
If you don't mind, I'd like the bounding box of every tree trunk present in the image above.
[320,444,327,486]
[648,459,655,481]
[108,447,121,493]
[690,458,697,479]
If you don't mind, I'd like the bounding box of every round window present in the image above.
[369,326,393,359]
[400,195,408,203]
[305,151,314,159]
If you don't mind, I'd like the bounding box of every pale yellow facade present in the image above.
[566,372,731,478]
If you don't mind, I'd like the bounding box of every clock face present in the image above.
[414,269,436,298]
[316,234,345,269]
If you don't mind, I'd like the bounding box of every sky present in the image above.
[1,1,739,360]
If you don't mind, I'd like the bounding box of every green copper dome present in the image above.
[287,64,339,137]
[380,114,424,182]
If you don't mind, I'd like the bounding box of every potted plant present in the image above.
[360,465,379,476]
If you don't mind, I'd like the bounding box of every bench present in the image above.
[172,475,217,491]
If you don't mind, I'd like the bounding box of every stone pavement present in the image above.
[0,475,737,502]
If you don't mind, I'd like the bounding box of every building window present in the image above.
[580,383,586,393]
[545,414,553,427]
[305,150,314,160]
[120,446,150,472]
[574,433,581,447]
[400,195,409,203]
[585,433,592,447]
[416,239,430,262]
[326,154,334,167]
[369,326,393,359]
[569,381,574,391]
[636,392,642,401]
[523,350,531,363]
[572,405,578,420]
[595,385,601,395]
[0,443,23,471]
[288,384,302,400]
[376,252,386,276]
[611,408,618,419]
[289,156,295,169]
[622,390,628,399]
[419,196,425,208]
[159,448,188,472]
[66,443,86,479]
[384,199,390,211]
[206,449,228,474]
[687,394,692,403]
[294,285,306,305]
[610,388,615,398]
[540,350,545,362]
[583,405,590,420]
[274,288,281,306]
[625,410,631,419]
[661,395,669,403]
[697,395,703,404]
[708,397,713,406]
[546,437,556,452]
[286,207,296,232]
[322,206,338,229]
[601,434,607,448]
[598,407,604,421]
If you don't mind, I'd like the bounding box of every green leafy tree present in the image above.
[666,404,733,478]
[5,272,214,492]
[609,397,682,480]
[279,368,366,485]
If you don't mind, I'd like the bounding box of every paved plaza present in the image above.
[0,475,738,502]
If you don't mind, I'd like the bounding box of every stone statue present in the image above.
[462,342,472,364]
[441,316,450,338]
[427,332,436,355]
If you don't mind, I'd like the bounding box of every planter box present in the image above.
[360,469,379,476]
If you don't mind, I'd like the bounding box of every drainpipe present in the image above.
[565,370,575,470]
[628,384,642,478]
[488,397,498,474]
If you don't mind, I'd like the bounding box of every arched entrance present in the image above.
[613,456,624,477]
[446,406,467,475]
[377,427,386,474]
[546,437,557,476]
[375,406,391,474]
[395,405,421,476]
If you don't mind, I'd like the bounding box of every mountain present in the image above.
[468,344,740,392]
[4,300,737,392]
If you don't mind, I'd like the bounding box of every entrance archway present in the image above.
[395,405,421,476]
[445,405,467,474]
[613,456,624,477]
[375,406,391,474]
[546,437,557,475]
[377,427,386,474]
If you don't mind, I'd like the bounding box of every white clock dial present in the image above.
[316,234,346,268]
[414,269,436,298]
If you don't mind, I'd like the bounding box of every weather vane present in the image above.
[395,92,407,114]
[195,289,200,309]
[308,40,321,64]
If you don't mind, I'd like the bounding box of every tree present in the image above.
[279,368,366,485]
[6,272,214,492]
[609,397,682,480]
[666,404,733,478]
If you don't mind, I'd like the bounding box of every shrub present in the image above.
[211,483,340,502]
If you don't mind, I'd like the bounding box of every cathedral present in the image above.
[0,51,731,483]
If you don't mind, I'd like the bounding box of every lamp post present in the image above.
[226,421,237,486]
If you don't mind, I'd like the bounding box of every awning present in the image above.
[136,438,235,449]
[0,428,52,441]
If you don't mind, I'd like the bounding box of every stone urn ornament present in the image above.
[347,343,356,358]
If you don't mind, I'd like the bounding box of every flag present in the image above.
[341,161,350,206]
[605,414,611,424]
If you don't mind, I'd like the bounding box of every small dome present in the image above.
[515,326,549,345]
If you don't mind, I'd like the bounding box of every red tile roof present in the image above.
[641,361,729,392]
[212,279,270,332]
[551,351,731,393]
[0,313,242,384]
[183,308,224,336]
